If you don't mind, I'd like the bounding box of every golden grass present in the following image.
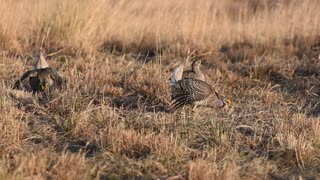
[1,0,320,179]
[0,0,320,55]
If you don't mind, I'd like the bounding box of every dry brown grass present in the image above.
[1,0,320,179]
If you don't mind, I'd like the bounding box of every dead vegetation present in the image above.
[1,0,320,179]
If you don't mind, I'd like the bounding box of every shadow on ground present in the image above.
[110,94,169,113]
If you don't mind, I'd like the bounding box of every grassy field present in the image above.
[1,0,320,179]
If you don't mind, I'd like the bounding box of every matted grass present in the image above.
[0,0,320,179]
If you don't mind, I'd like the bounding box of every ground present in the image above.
[0,0,320,179]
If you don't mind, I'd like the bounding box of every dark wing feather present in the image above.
[29,76,42,92]
[13,70,38,89]
[13,67,65,91]
[171,94,195,112]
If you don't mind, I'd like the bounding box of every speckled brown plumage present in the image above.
[13,67,65,95]
[170,77,231,112]
[182,60,205,81]
[170,78,213,112]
